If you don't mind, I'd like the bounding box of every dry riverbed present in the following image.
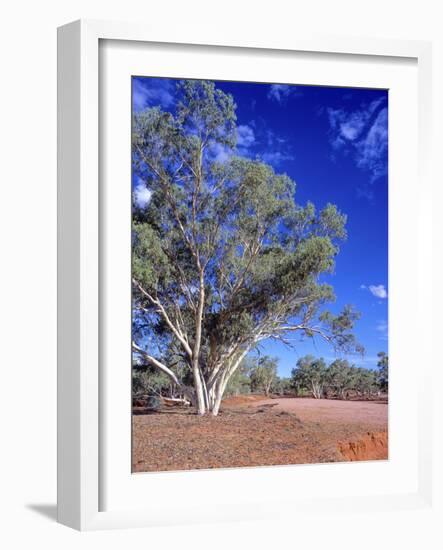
[132,396,388,472]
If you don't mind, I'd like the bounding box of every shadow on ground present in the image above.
[26,504,57,522]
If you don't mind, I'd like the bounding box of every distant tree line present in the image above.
[290,352,388,399]
[133,352,388,403]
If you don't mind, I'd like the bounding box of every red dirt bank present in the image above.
[338,431,388,461]
[132,397,388,472]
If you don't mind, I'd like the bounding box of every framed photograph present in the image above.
[57,19,433,530]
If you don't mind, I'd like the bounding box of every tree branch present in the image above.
[132,342,195,400]
[133,279,193,359]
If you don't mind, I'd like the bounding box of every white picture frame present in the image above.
[57,19,433,531]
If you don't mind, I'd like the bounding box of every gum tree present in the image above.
[250,356,279,397]
[132,79,363,415]
[377,351,389,392]
[353,368,378,397]
[328,358,357,399]
[290,355,329,399]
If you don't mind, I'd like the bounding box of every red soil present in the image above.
[248,397,388,426]
[132,397,388,472]
[338,431,388,461]
[222,394,272,406]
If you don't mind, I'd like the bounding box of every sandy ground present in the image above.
[132,396,388,472]
[230,396,388,425]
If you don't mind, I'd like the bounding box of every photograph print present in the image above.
[131,77,388,472]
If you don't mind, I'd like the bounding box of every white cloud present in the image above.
[134,182,152,209]
[261,150,294,166]
[257,128,294,166]
[237,125,255,148]
[265,129,287,148]
[132,78,174,111]
[267,84,300,103]
[368,284,388,299]
[235,120,294,167]
[355,107,388,180]
[210,142,232,164]
[208,125,254,164]
[328,99,382,142]
[327,98,388,186]
[340,120,363,140]
[376,320,388,340]
[356,184,375,202]
[360,283,388,299]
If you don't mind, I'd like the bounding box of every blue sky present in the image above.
[132,76,388,377]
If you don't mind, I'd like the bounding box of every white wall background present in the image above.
[0,1,441,548]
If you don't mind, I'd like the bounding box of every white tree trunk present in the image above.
[192,362,206,415]
[208,350,249,416]
[311,382,323,399]
[210,377,226,416]
[192,270,206,415]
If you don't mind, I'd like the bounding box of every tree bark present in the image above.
[208,349,249,416]
[311,382,323,399]
[211,378,226,416]
[192,363,206,415]
[192,272,206,415]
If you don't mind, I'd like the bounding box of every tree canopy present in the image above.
[290,355,383,399]
[250,356,279,396]
[291,355,329,399]
[377,352,389,391]
[132,79,363,415]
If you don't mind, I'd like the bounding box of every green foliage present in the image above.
[291,355,384,399]
[377,352,389,391]
[291,355,329,398]
[132,223,171,289]
[271,376,292,395]
[319,305,364,354]
[224,362,252,396]
[133,353,285,399]
[133,368,173,398]
[177,80,237,147]
[131,79,363,408]
[250,356,278,396]
[328,359,357,399]
[353,368,378,396]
